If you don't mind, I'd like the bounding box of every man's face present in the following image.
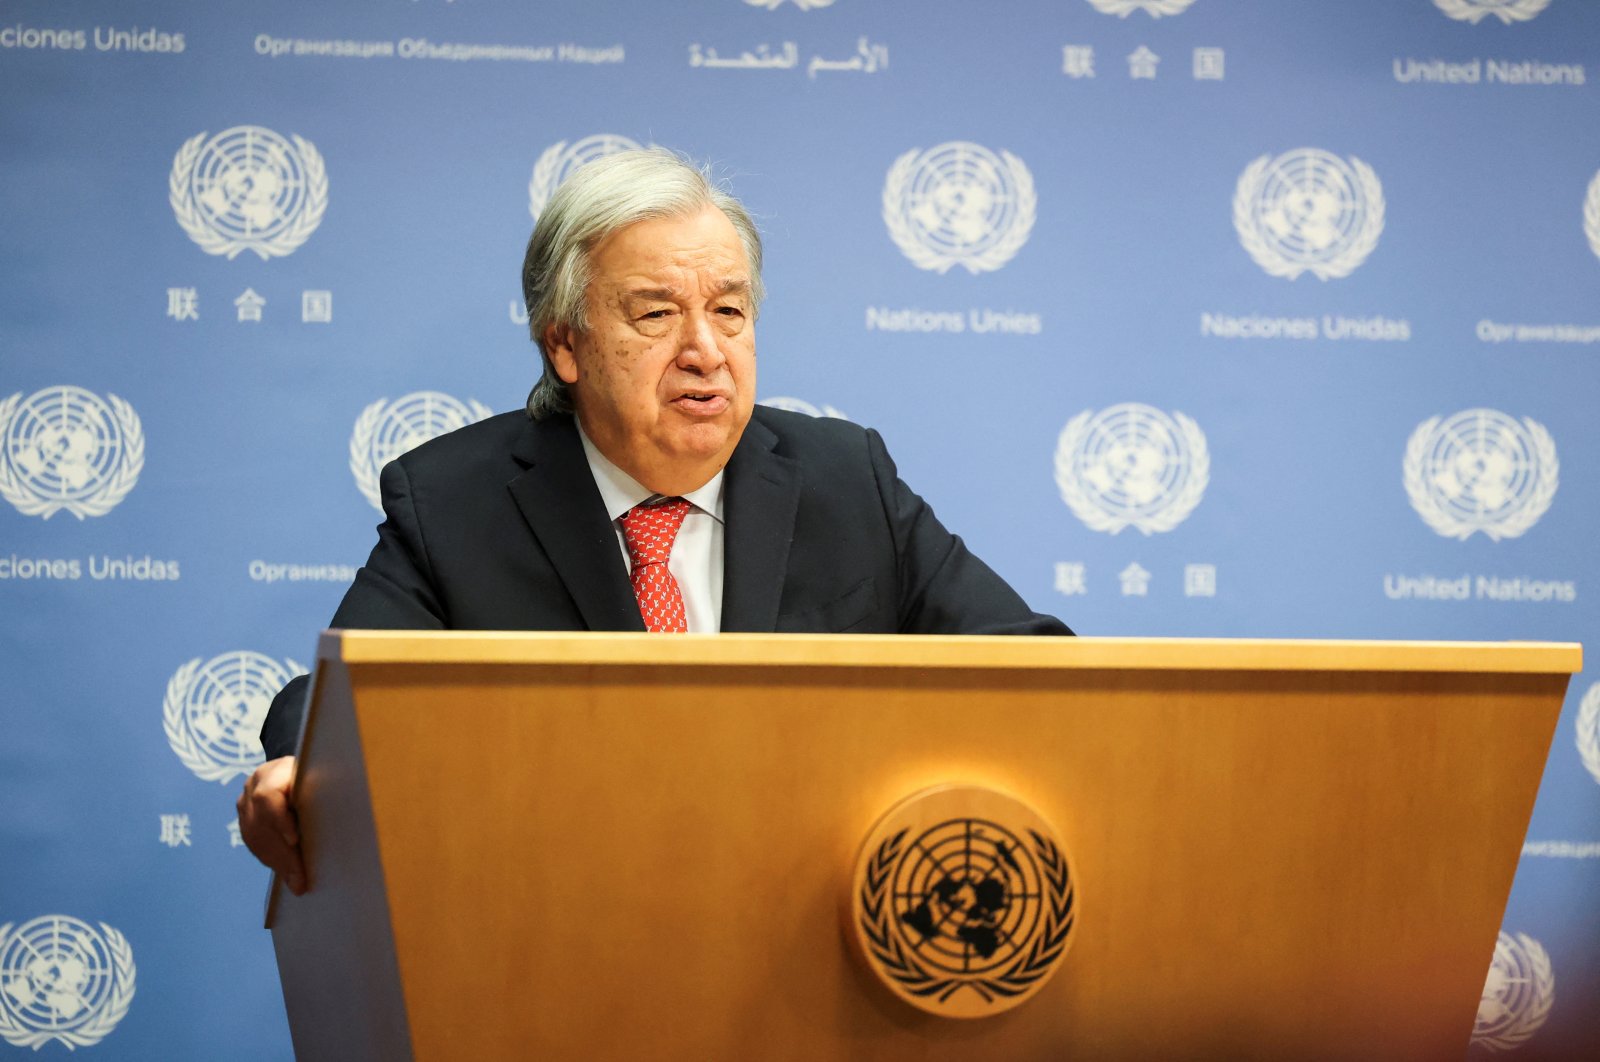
[546,205,756,494]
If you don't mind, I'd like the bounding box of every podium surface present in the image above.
[269,633,1578,1060]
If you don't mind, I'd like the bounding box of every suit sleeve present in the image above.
[259,459,449,759]
[866,428,1073,637]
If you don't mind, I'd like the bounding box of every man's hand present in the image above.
[237,756,307,895]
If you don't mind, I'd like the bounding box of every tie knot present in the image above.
[619,498,691,567]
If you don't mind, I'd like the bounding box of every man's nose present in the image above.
[675,311,726,372]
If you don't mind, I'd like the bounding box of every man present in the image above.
[239,148,1070,893]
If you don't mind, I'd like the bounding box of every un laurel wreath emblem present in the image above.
[758,396,849,420]
[528,134,645,220]
[1234,148,1384,281]
[1055,403,1209,535]
[169,125,328,260]
[1085,0,1197,17]
[1434,0,1551,24]
[849,786,1076,1018]
[883,141,1037,275]
[1403,409,1557,542]
[349,392,494,512]
[1576,682,1600,787]
[1584,170,1600,264]
[0,386,144,520]
[164,651,306,784]
[0,916,136,1051]
[1472,932,1555,1051]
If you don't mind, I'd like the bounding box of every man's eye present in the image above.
[641,309,670,320]
[716,306,743,316]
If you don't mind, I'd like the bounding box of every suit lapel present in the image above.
[720,417,800,632]
[505,415,645,632]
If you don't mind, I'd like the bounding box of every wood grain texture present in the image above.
[270,635,1576,1060]
[268,660,413,1062]
[325,630,1581,675]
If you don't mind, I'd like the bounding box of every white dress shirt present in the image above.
[577,424,725,633]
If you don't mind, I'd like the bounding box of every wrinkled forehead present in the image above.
[588,206,749,291]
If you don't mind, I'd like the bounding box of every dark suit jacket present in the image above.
[260,407,1070,758]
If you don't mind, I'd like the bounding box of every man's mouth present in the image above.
[670,391,730,416]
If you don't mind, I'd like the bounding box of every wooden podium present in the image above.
[267,632,1578,1060]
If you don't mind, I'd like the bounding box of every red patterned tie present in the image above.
[619,498,692,633]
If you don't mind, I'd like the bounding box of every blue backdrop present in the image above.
[2,0,1597,1056]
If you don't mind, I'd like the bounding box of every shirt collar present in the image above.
[576,420,725,523]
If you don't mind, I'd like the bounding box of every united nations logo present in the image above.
[350,391,494,512]
[1403,409,1557,542]
[1584,169,1600,264]
[169,125,328,260]
[1577,682,1600,787]
[528,134,644,221]
[1434,0,1551,24]
[758,396,849,420]
[1085,0,1197,16]
[1234,148,1384,280]
[164,651,306,783]
[0,386,143,520]
[883,142,1036,275]
[850,786,1075,1017]
[1472,932,1554,1051]
[1055,403,1208,535]
[0,916,135,1050]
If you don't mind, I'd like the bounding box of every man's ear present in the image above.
[544,324,580,385]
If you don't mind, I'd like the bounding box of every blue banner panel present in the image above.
[3,1,1597,1056]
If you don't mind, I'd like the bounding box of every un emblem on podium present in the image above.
[169,125,328,260]
[1403,409,1557,542]
[0,916,135,1050]
[848,786,1076,1018]
[0,386,144,520]
[1234,148,1384,280]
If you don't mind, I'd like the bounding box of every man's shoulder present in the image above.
[749,404,871,455]
[392,409,540,478]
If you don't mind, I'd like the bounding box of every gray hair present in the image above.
[520,148,764,420]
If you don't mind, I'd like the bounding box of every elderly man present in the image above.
[239,148,1070,891]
